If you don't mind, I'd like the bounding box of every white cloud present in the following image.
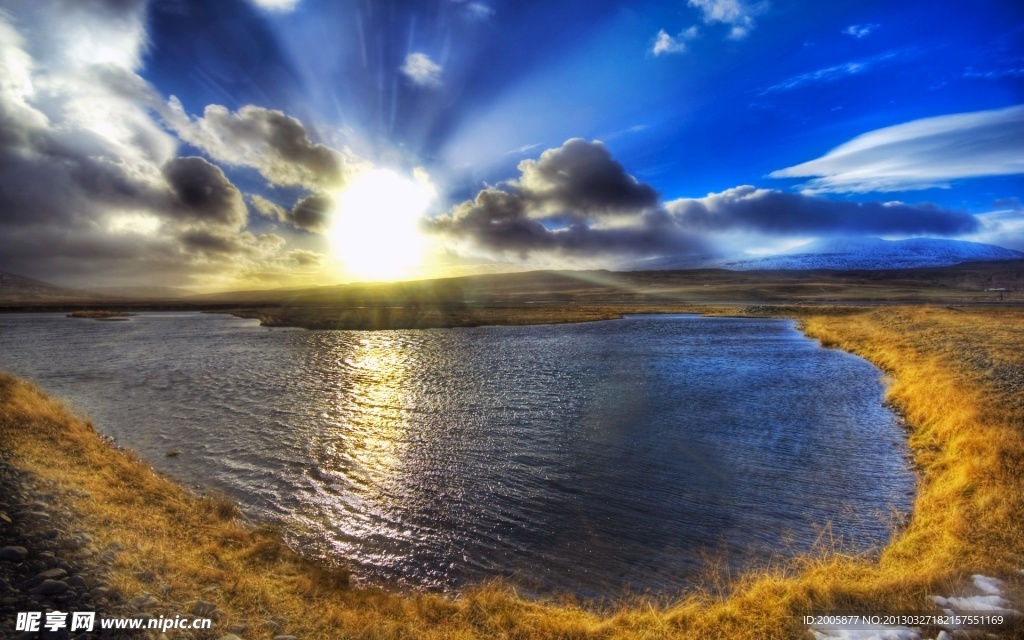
[450,0,493,20]
[965,201,1024,251]
[687,0,767,39]
[401,52,443,88]
[843,23,879,38]
[505,143,541,156]
[651,25,700,56]
[759,50,903,94]
[770,104,1024,193]
[964,67,1024,80]
[161,100,359,191]
[464,3,494,20]
[652,30,687,56]
[249,0,301,12]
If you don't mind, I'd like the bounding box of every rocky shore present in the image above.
[0,446,217,639]
[0,452,143,639]
[0,452,301,640]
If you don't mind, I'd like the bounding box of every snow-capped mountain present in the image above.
[619,238,1024,272]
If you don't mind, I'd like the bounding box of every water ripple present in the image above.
[0,312,914,598]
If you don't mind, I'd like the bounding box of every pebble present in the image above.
[0,453,149,639]
[193,599,217,616]
[29,579,68,596]
[0,546,28,562]
[34,567,67,582]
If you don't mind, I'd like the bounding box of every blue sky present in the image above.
[0,0,1021,288]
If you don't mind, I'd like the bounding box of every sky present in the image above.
[0,0,1021,291]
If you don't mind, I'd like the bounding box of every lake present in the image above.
[0,312,914,597]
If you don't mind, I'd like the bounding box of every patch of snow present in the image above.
[972,574,1004,596]
[810,626,920,640]
[618,237,1024,272]
[930,594,1018,614]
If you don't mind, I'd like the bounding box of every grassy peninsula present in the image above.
[2,304,1022,639]
[66,310,134,320]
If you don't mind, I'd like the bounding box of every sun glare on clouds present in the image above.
[329,169,435,281]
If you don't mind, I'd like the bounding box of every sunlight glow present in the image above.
[107,213,162,235]
[329,169,434,281]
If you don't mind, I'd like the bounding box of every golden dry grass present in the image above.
[2,304,1023,639]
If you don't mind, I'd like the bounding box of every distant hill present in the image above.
[622,238,1024,272]
[0,271,106,303]
[81,285,195,300]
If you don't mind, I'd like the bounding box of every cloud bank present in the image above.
[427,139,702,257]
[664,186,979,235]
[429,140,978,262]
[771,104,1024,193]
[0,2,332,288]
[163,101,358,191]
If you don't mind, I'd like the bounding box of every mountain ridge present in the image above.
[621,238,1023,272]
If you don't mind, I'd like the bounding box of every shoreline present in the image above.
[2,305,1023,638]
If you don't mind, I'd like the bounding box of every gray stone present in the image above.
[218,635,244,640]
[192,599,216,616]
[67,575,88,589]
[130,593,160,610]
[34,567,67,581]
[274,636,299,640]
[0,546,28,562]
[29,579,68,596]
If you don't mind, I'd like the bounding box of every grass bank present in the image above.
[1,305,1022,638]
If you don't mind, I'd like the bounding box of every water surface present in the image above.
[0,312,914,597]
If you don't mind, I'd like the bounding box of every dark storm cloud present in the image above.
[517,139,660,218]
[286,194,334,234]
[0,4,294,287]
[163,157,248,227]
[431,141,980,260]
[429,195,703,256]
[665,186,981,235]
[249,193,333,234]
[427,139,704,257]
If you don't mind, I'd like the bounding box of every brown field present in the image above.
[204,261,1023,330]
[2,291,1024,637]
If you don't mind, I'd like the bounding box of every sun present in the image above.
[329,169,434,281]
